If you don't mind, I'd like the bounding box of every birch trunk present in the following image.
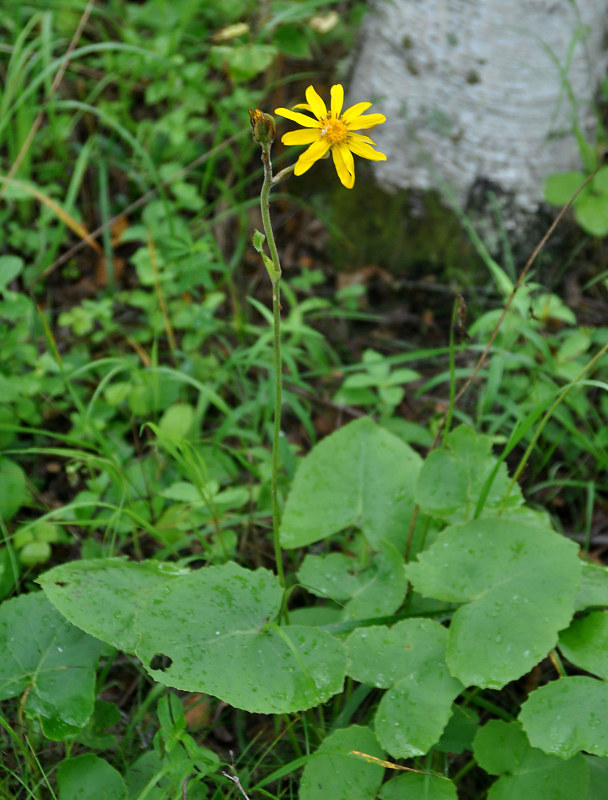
[349,0,608,210]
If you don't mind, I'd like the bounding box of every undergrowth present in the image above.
[1,2,608,800]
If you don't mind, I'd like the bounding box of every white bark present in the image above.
[349,0,608,209]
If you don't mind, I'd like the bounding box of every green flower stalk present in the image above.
[250,108,286,589]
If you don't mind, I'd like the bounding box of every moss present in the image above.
[323,170,484,281]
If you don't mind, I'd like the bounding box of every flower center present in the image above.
[320,116,348,145]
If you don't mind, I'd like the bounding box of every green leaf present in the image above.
[281,417,421,552]
[556,330,592,363]
[0,547,20,601]
[57,754,126,800]
[519,677,608,759]
[531,292,577,325]
[387,367,420,386]
[415,426,523,523]
[161,480,211,503]
[299,725,384,800]
[406,519,580,688]
[575,561,608,610]
[38,558,190,652]
[0,457,27,522]
[346,620,463,758]
[586,756,608,799]
[574,193,608,237]
[436,705,479,754]
[543,171,587,205]
[125,751,166,800]
[262,250,280,281]
[0,255,24,290]
[378,385,403,408]
[134,562,346,713]
[212,43,277,81]
[156,694,219,776]
[559,610,608,678]
[380,773,458,800]
[158,403,195,439]
[474,720,588,799]
[0,593,106,737]
[592,165,608,193]
[273,23,311,58]
[362,348,390,379]
[344,373,383,389]
[20,540,52,566]
[252,229,266,253]
[297,541,407,620]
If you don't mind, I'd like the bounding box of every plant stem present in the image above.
[260,143,286,588]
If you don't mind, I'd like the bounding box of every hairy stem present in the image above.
[260,143,285,588]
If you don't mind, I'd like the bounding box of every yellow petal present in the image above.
[330,84,344,118]
[332,143,355,188]
[305,85,328,120]
[274,107,322,128]
[347,138,387,161]
[281,129,322,146]
[348,132,377,145]
[345,113,386,131]
[293,103,313,111]
[341,101,372,123]
[294,138,331,175]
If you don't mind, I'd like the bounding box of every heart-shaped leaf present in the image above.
[0,593,106,737]
[57,754,126,800]
[38,558,190,652]
[380,773,457,800]
[299,725,384,800]
[346,619,463,758]
[575,561,608,611]
[519,677,608,759]
[281,418,421,552]
[415,426,523,523]
[559,610,608,679]
[297,541,407,620]
[135,562,346,713]
[474,720,588,799]
[406,519,580,688]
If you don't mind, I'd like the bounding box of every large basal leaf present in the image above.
[587,756,608,799]
[414,426,524,523]
[280,417,421,552]
[134,562,346,713]
[474,720,588,799]
[346,619,463,758]
[0,593,106,738]
[57,754,126,800]
[406,519,580,688]
[38,558,190,652]
[380,773,457,800]
[299,725,384,800]
[297,541,407,620]
[559,610,608,679]
[575,561,608,611]
[519,677,608,759]
[436,705,480,755]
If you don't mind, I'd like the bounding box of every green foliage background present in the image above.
[1,1,608,799]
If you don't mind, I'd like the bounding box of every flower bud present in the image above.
[249,109,275,145]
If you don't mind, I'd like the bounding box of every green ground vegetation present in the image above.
[1,2,608,799]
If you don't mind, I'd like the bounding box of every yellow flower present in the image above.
[274,84,387,189]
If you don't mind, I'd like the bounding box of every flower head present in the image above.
[274,84,386,188]
[249,108,275,145]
